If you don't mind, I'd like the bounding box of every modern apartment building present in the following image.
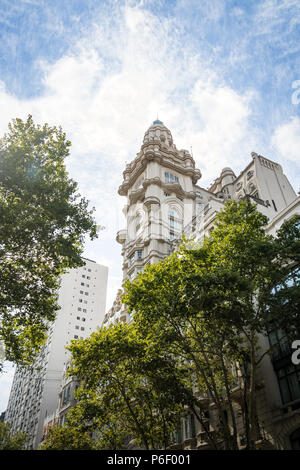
[5,258,108,449]
[102,119,300,449]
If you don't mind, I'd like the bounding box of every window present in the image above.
[88,269,91,272]
[62,385,71,406]
[78,307,82,311]
[170,230,175,241]
[83,309,87,313]
[197,203,204,214]
[82,275,85,278]
[290,428,300,450]
[136,178,144,189]
[75,326,79,330]
[85,292,89,296]
[169,208,182,240]
[184,414,196,439]
[80,290,83,294]
[74,335,78,339]
[236,182,242,191]
[277,364,300,404]
[87,276,90,280]
[268,267,300,404]
[82,318,86,322]
[80,327,85,331]
[129,254,135,266]
[165,172,179,184]
[79,299,82,303]
[247,170,254,180]
[76,316,80,320]
[137,250,142,259]
[136,214,142,234]
[268,327,291,360]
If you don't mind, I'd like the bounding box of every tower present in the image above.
[103,120,299,327]
[104,120,205,325]
[118,119,201,277]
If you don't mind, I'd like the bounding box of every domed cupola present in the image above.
[143,119,175,149]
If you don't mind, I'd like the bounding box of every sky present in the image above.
[0,0,299,413]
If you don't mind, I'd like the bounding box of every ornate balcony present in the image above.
[116,229,127,244]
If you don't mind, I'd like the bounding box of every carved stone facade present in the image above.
[102,119,300,450]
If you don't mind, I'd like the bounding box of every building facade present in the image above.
[5,258,108,449]
[103,119,300,449]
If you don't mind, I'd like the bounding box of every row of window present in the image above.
[75,325,85,331]
[129,250,143,266]
[169,208,182,241]
[135,172,179,190]
[79,290,89,295]
[165,172,179,184]
[128,267,143,281]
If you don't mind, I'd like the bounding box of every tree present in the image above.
[0,115,98,367]
[39,423,95,450]
[0,421,27,449]
[64,322,186,450]
[123,200,300,449]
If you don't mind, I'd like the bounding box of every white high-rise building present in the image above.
[5,258,108,449]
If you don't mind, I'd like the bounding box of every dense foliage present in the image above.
[0,115,98,366]
[40,201,300,450]
[0,421,27,449]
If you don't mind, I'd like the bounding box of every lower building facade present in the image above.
[102,120,300,450]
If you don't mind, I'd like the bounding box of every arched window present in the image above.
[249,183,256,193]
[136,178,144,189]
[169,208,182,241]
[136,213,142,235]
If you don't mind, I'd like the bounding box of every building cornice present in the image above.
[119,142,201,196]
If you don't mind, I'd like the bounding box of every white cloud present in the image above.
[1,0,299,413]
[271,115,300,163]
[0,3,258,310]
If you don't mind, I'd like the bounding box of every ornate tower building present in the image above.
[104,119,208,325]
[103,119,298,326]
